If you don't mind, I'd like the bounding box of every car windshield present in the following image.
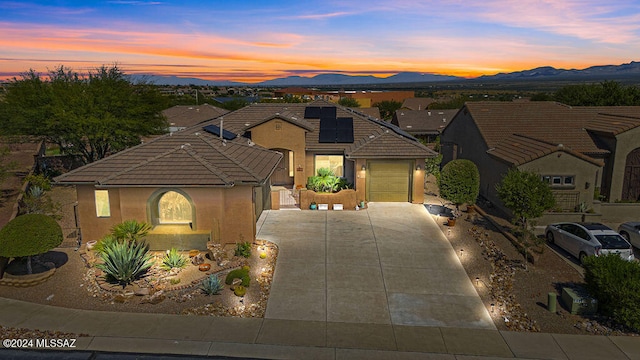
[595,235,630,249]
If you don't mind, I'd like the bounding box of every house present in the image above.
[342,90,414,108]
[441,101,640,215]
[402,97,436,111]
[392,109,459,143]
[55,100,436,249]
[162,104,229,133]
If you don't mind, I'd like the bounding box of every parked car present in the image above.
[618,222,640,249]
[545,222,635,263]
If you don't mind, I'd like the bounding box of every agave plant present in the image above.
[111,219,152,243]
[160,247,188,270]
[92,234,118,255]
[201,274,224,295]
[95,240,154,287]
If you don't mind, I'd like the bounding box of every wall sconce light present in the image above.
[416,164,422,171]
[361,165,366,171]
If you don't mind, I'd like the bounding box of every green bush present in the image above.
[96,240,154,287]
[111,219,151,243]
[160,247,188,270]
[583,254,640,331]
[0,214,63,258]
[225,268,250,287]
[438,159,480,209]
[234,242,252,258]
[234,285,246,297]
[201,274,224,295]
[93,235,118,255]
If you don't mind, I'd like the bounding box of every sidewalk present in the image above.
[1,296,640,359]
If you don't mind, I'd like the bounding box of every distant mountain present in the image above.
[127,74,246,86]
[256,72,461,86]
[479,61,640,80]
[125,61,640,87]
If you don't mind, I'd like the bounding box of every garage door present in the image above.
[367,161,411,202]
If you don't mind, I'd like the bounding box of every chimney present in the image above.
[219,117,224,140]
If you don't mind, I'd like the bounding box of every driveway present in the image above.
[256,202,494,329]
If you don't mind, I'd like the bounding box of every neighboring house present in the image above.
[273,87,317,100]
[441,102,640,214]
[392,109,459,143]
[353,107,381,120]
[162,104,229,133]
[56,100,435,249]
[341,90,415,108]
[402,97,435,111]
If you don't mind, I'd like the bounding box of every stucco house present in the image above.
[441,102,640,215]
[56,100,435,249]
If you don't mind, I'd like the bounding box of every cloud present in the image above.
[292,11,352,20]
[106,1,163,5]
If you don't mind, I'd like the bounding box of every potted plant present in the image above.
[310,201,317,210]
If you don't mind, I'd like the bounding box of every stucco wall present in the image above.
[249,119,307,188]
[610,127,640,201]
[76,185,255,245]
[519,152,601,210]
[299,189,357,209]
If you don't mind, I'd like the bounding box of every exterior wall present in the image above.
[518,152,601,211]
[412,158,426,204]
[441,109,510,209]
[249,119,307,188]
[610,127,640,201]
[76,185,256,246]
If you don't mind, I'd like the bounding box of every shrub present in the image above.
[225,268,250,287]
[92,235,118,255]
[96,240,154,287]
[583,254,640,331]
[306,168,351,193]
[0,214,63,258]
[234,285,247,297]
[201,275,224,295]
[111,219,152,243]
[438,159,480,211]
[160,247,188,270]
[234,242,252,258]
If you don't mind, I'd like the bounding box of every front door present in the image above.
[271,149,294,186]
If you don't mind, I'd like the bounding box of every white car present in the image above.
[618,222,640,249]
[545,222,635,263]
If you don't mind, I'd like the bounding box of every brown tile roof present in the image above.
[55,132,282,187]
[487,134,603,166]
[243,111,315,132]
[462,102,640,165]
[162,104,229,129]
[402,97,436,110]
[353,107,381,120]
[393,109,459,134]
[194,100,436,158]
[347,129,435,158]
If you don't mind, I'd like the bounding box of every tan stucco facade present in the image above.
[249,119,308,188]
[608,127,640,202]
[518,152,601,210]
[76,184,256,246]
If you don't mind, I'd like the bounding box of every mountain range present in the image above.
[132,61,640,86]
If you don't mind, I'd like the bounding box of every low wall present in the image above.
[300,189,358,210]
[600,203,640,224]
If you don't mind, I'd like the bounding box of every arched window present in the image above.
[158,191,192,224]
[622,147,640,201]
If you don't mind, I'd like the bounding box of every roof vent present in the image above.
[195,132,200,136]
[244,123,250,127]
[181,143,191,149]
[558,144,564,148]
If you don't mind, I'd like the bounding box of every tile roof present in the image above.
[402,97,436,110]
[461,102,640,165]
[487,134,604,166]
[193,100,436,158]
[393,109,459,134]
[55,132,282,187]
[162,104,229,129]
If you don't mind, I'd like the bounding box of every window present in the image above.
[541,175,576,188]
[158,191,192,224]
[275,121,282,131]
[288,151,294,177]
[95,190,110,217]
[315,155,343,177]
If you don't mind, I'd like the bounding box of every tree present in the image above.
[337,97,360,107]
[553,81,640,106]
[0,65,169,164]
[218,98,250,111]
[496,168,556,230]
[438,159,480,213]
[373,100,402,121]
[0,214,63,277]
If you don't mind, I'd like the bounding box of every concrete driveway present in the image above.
[256,202,494,329]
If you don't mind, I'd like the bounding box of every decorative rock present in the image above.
[133,287,150,296]
[199,263,211,271]
[189,250,200,257]
[192,253,205,265]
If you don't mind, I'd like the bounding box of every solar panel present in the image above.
[320,106,337,119]
[336,117,354,143]
[202,124,237,140]
[304,106,322,119]
[318,117,337,143]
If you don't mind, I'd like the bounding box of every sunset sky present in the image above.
[1,0,639,83]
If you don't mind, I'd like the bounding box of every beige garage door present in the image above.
[367,161,411,202]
